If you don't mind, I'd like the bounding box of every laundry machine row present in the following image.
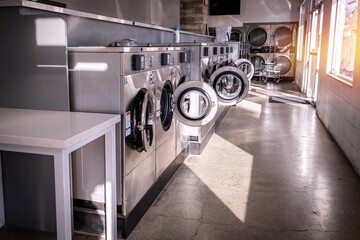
[67,42,249,237]
[68,46,194,237]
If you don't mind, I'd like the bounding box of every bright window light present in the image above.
[328,0,358,82]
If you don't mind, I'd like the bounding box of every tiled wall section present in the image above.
[180,0,208,34]
[315,0,360,174]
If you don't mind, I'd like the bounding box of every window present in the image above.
[297,3,306,61]
[328,0,358,82]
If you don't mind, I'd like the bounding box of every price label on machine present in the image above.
[125,111,131,136]
[156,96,161,117]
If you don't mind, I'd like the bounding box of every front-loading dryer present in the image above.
[274,53,295,78]
[246,25,271,48]
[270,23,297,52]
[249,53,273,77]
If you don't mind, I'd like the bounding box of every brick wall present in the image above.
[180,0,208,34]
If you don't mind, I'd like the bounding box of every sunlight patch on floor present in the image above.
[235,99,263,119]
[185,134,253,223]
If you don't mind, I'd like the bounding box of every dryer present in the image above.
[270,23,297,52]
[274,53,295,78]
[249,53,272,76]
[246,25,272,48]
[271,23,297,79]
[272,24,294,50]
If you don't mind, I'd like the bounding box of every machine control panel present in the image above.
[132,54,146,71]
[213,47,218,55]
[161,53,171,66]
[203,47,209,57]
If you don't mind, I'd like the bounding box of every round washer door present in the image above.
[173,81,218,127]
[126,88,154,152]
[210,66,250,106]
[247,27,268,47]
[235,59,255,80]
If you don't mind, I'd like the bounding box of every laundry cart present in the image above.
[260,63,282,84]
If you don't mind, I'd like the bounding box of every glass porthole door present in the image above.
[173,81,218,126]
[126,88,154,152]
[210,66,250,106]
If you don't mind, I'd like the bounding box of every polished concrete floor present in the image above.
[1,82,360,239]
[128,82,360,240]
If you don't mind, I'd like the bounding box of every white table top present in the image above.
[0,108,120,149]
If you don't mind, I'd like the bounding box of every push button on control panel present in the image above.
[132,55,145,71]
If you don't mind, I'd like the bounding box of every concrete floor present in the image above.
[1,82,360,239]
[128,82,360,240]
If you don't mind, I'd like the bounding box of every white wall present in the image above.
[208,0,301,27]
[296,0,360,174]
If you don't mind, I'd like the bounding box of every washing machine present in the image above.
[170,42,249,153]
[174,47,192,157]
[68,46,158,217]
[228,41,241,63]
[154,46,187,178]
[246,25,272,48]
[143,43,193,160]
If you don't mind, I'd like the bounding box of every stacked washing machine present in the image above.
[245,23,297,80]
